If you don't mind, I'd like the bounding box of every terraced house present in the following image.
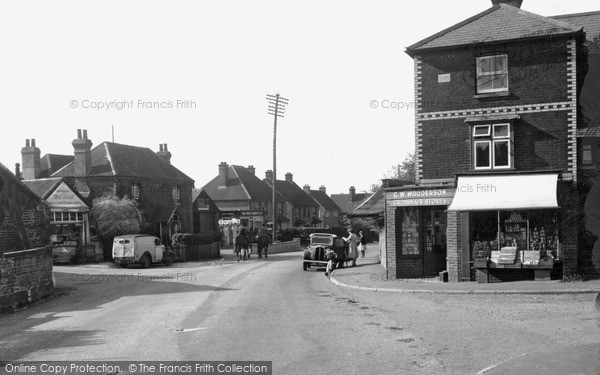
[384,0,600,282]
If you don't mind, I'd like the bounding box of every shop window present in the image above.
[398,207,420,255]
[131,183,141,200]
[473,123,512,170]
[476,54,508,94]
[470,210,559,260]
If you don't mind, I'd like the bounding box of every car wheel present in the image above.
[163,253,174,266]
[140,254,151,268]
[303,261,308,271]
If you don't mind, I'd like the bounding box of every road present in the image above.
[0,252,441,374]
[2,251,599,375]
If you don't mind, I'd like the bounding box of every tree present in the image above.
[90,194,142,256]
[386,153,416,182]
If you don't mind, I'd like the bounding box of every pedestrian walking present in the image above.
[342,228,359,267]
[358,230,367,258]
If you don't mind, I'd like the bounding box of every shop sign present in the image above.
[47,182,88,209]
[387,189,455,207]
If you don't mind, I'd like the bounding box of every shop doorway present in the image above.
[423,208,447,277]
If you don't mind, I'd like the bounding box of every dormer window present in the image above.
[476,54,508,94]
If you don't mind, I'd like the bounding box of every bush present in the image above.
[276,228,302,242]
[173,232,222,246]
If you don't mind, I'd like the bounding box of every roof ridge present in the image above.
[230,165,251,200]
[507,4,582,32]
[551,10,600,19]
[103,142,117,176]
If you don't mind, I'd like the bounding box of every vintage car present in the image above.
[302,233,350,271]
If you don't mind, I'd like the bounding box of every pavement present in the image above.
[328,247,600,295]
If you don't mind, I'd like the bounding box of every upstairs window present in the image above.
[476,54,508,94]
[172,186,180,202]
[473,123,512,170]
[131,183,141,200]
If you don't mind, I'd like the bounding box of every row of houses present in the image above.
[2,129,372,259]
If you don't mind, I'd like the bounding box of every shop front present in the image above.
[45,181,91,263]
[447,172,563,282]
[385,186,455,279]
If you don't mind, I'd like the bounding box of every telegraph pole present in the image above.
[267,93,289,244]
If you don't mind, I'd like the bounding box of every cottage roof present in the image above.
[52,142,193,183]
[21,177,63,200]
[39,154,73,179]
[310,190,341,212]
[347,188,384,218]
[267,180,317,207]
[202,165,283,202]
[406,4,582,55]
[551,11,600,43]
[0,162,40,203]
[330,192,369,214]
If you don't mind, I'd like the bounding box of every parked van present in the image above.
[112,234,174,268]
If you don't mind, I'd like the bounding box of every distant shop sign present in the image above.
[387,188,455,207]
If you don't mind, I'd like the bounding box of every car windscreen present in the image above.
[311,237,333,245]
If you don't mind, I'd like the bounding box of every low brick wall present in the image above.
[268,239,301,254]
[182,242,220,261]
[0,246,53,311]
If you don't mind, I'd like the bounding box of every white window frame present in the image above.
[472,123,512,170]
[476,54,508,94]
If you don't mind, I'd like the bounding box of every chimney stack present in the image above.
[303,184,311,194]
[247,165,255,175]
[285,172,293,183]
[218,162,229,187]
[319,185,326,194]
[72,129,93,178]
[265,170,274,182]
[157,143,172,164]
[491,0,523,8]
[15,163,21,180]
[21,138,41,180]
[349,186,356,202]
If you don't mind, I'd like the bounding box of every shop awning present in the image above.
[448,173,559,211]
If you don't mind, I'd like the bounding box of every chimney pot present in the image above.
[303,184,311,193]
[319,185,326,194]
[82,129,88,139]
[491,0,523,8]
[265,170,274,181]
[77,129,82,139]
[15,163,21,180]
[31,139,36,147]
[218,162,229,186]
[21,139,41,179]
[285,172,293,182]
[156,143,172,163]
[247,165,255,175]
[25,139,30,147]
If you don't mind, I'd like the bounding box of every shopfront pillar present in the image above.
[446,211,462,282]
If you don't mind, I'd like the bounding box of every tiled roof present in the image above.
[407,4,582,54]
[347,188,384,218]
[21,178,63,200]
[551,11,600,43]
[310,190,341,212]
[39,154,73,178]
[330,192,369,214]
[53,142,193,183]
[267,180,317,207]
[0,162,40,202]
[202,165,283,202]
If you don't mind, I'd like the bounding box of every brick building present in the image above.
[385,0,600,281]
[263,172,319,228]
[22,130,194,252]
[303,185,342,228]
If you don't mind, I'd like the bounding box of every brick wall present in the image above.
[419,38,569,113]
[0,246,53,311]
[385,206,396,279]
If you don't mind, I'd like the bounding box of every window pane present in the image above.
[494,140,510,167]
[473,125,490,137]
[477,57,491,74]
[475,142,491,168]
[493,124,509,138]
[490,73,508,90]
[477,76,494,92]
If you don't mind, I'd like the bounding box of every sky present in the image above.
[0,0,598,196]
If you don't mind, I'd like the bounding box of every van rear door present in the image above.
[113,238,134,258]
